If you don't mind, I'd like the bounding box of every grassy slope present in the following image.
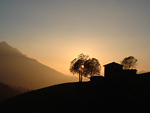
[0,78,150,113]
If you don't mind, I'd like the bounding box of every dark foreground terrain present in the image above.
[0,81,31,102]
[0,76,150,113]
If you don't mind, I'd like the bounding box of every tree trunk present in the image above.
[81,72,82,82]
[79,72,81,82]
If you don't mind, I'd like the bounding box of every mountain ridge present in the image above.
[0,41,78,89]
[0,41,27,57]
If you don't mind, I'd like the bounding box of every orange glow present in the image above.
[81,65,84,69]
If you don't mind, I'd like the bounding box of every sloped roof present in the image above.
[103,62,123,67]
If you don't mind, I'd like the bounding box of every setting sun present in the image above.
[81,65,84,69]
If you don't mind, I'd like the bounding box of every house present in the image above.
[90,62,137,83]
[104,62,123,78]
[104,62,137,78]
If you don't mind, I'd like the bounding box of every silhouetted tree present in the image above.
[69,53,101,82]
[70,53,89,82]
[84,58,101,77]
[121,56,137,69]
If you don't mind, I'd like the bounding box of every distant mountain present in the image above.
[0,41,27,57]
[0,41,78,89]
[137,70,148,74]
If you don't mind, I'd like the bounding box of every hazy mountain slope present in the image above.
[0,81,150,113]
[0,81,21,102]
[0,80,31,102]
[0,41,78,89]
[0,41,27,57]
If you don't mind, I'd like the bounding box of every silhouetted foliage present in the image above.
[69,53,101,82]
[121,56,137,69]
[70,53,89,82]
[84,58,101,77]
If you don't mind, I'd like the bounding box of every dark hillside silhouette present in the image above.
[0,62,150,112]
[0,81,30,102]
[0,41,78,89]
[0,81,150,113]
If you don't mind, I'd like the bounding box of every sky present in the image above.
[0,0,150,76]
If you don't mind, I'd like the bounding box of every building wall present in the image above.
[104,64,123,78]
[123,70,137,77]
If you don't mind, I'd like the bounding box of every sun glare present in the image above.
[81,65,84,69]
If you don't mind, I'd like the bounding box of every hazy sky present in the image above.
[0,0,150,76]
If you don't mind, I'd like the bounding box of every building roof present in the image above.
[103,62,123,67]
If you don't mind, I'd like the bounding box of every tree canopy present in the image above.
[69,53,101,82]
[121,56,137,69]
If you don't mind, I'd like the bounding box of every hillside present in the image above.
[0,41,78,89]
[0,78,150,113]
[0,81,20,102]
[0,80,30,102]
